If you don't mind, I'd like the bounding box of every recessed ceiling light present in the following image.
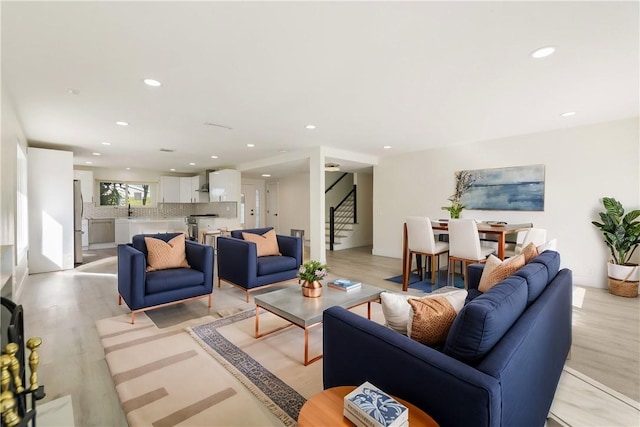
[383,145,392,149]
[170,168,176,172]
[143,78,162,87]
[530,46,556,59]
[189,162,196,166]
[92,152,101,156]
[211,155,218,159]
[116,121,129,126]
[126,167,131,170]
[68,88,80,95]
[261,174,271,177]
[305,125,316,130]
[85,161,93,164]
[560,111,576,117]
[247,144,255,148]
[279,149,288,153]
[101,142,111,146]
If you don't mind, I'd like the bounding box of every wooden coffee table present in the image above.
[254,283,383,365]
[298,386,439,426]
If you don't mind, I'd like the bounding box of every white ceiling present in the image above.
[2,1,638,178]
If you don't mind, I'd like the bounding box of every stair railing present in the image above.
[329,185,357,250]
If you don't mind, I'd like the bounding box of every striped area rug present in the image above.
[96,310,291,426]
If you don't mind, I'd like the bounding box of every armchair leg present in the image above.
[208,294,212,308]
[217,278,222,288]
[246,291,250,303]
[118,295,122,305]
[131,312,135,324]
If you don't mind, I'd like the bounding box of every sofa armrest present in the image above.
[217,236,258,284]
[117,244,147,310]
[323,306,501,427]
[276,235,302,264]
[185,240,214,290]
[467,263,485,291]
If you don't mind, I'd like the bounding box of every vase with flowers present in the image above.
[442,170,478,219]
[298,260,329,298]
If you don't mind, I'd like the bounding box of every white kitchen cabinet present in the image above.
[115,219,130,244]
[179,177,193,203]
[81,219,89,248]
[209,169,241,202]
[74,169,94,202]
[160,176,180,203]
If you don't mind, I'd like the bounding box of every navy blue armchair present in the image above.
[118,233,214,323]
[217,227,303,302]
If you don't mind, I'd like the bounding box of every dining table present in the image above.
[401,220,532,291]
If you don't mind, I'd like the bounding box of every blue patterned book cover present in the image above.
[344,382,408,427]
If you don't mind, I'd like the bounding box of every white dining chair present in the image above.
[403,217,449,290]
[447,219,496,288]
[513,228,548,255]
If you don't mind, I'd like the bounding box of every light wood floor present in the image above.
[13,246,640,426]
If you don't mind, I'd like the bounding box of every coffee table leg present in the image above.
[367,301,371,320]
[304,324,323,366]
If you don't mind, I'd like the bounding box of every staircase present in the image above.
[326,193,356,249]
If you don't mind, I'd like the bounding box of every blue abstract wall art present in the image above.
[461,164,545,211]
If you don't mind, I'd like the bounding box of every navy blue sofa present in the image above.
[217,227,303,302]
[323,250,571,427]
[118,233,214,323]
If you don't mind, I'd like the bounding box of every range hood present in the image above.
[196,170,216,192]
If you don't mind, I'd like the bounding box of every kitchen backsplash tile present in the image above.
[84,201,237,219]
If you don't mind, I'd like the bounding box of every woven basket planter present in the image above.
[607,263,639,298]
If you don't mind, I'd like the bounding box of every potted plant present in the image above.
[298,260,329,298]
[591,197,640,297]
[442,170,477,219]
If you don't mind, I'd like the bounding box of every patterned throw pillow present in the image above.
[407,297,457,346]
[521,242,539,263]
[242,229,281,257]
[145,234,190,272]
[478,254,525,292]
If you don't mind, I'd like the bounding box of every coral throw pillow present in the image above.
[145,234,190,272]
[478,254,525,292]
[407,297,457,346]
[242,230,281,257]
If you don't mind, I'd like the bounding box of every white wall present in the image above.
[1,85,29,297]
[274,173,311,241]
[373,118,639,288]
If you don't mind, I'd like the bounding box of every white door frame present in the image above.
[266,182,279,232]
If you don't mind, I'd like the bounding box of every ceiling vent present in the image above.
[159,148,175,153]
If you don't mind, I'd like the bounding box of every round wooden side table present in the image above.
[298,386,439,427]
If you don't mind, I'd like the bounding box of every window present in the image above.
[99,181,154,206]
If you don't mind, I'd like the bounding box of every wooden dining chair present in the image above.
[403,217,449,290]
[447,219,496,288]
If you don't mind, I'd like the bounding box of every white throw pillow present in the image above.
[537,238,558,253]
[380,289,467,335]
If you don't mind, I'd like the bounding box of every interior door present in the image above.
[266,182,279,232]
[241,184,259,228]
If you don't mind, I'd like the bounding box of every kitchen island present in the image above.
[115,217,187,244]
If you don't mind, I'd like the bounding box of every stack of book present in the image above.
[343,381,408,427]
[328,278,361,292]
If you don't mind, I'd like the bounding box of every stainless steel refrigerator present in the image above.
[73,180,83,264]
